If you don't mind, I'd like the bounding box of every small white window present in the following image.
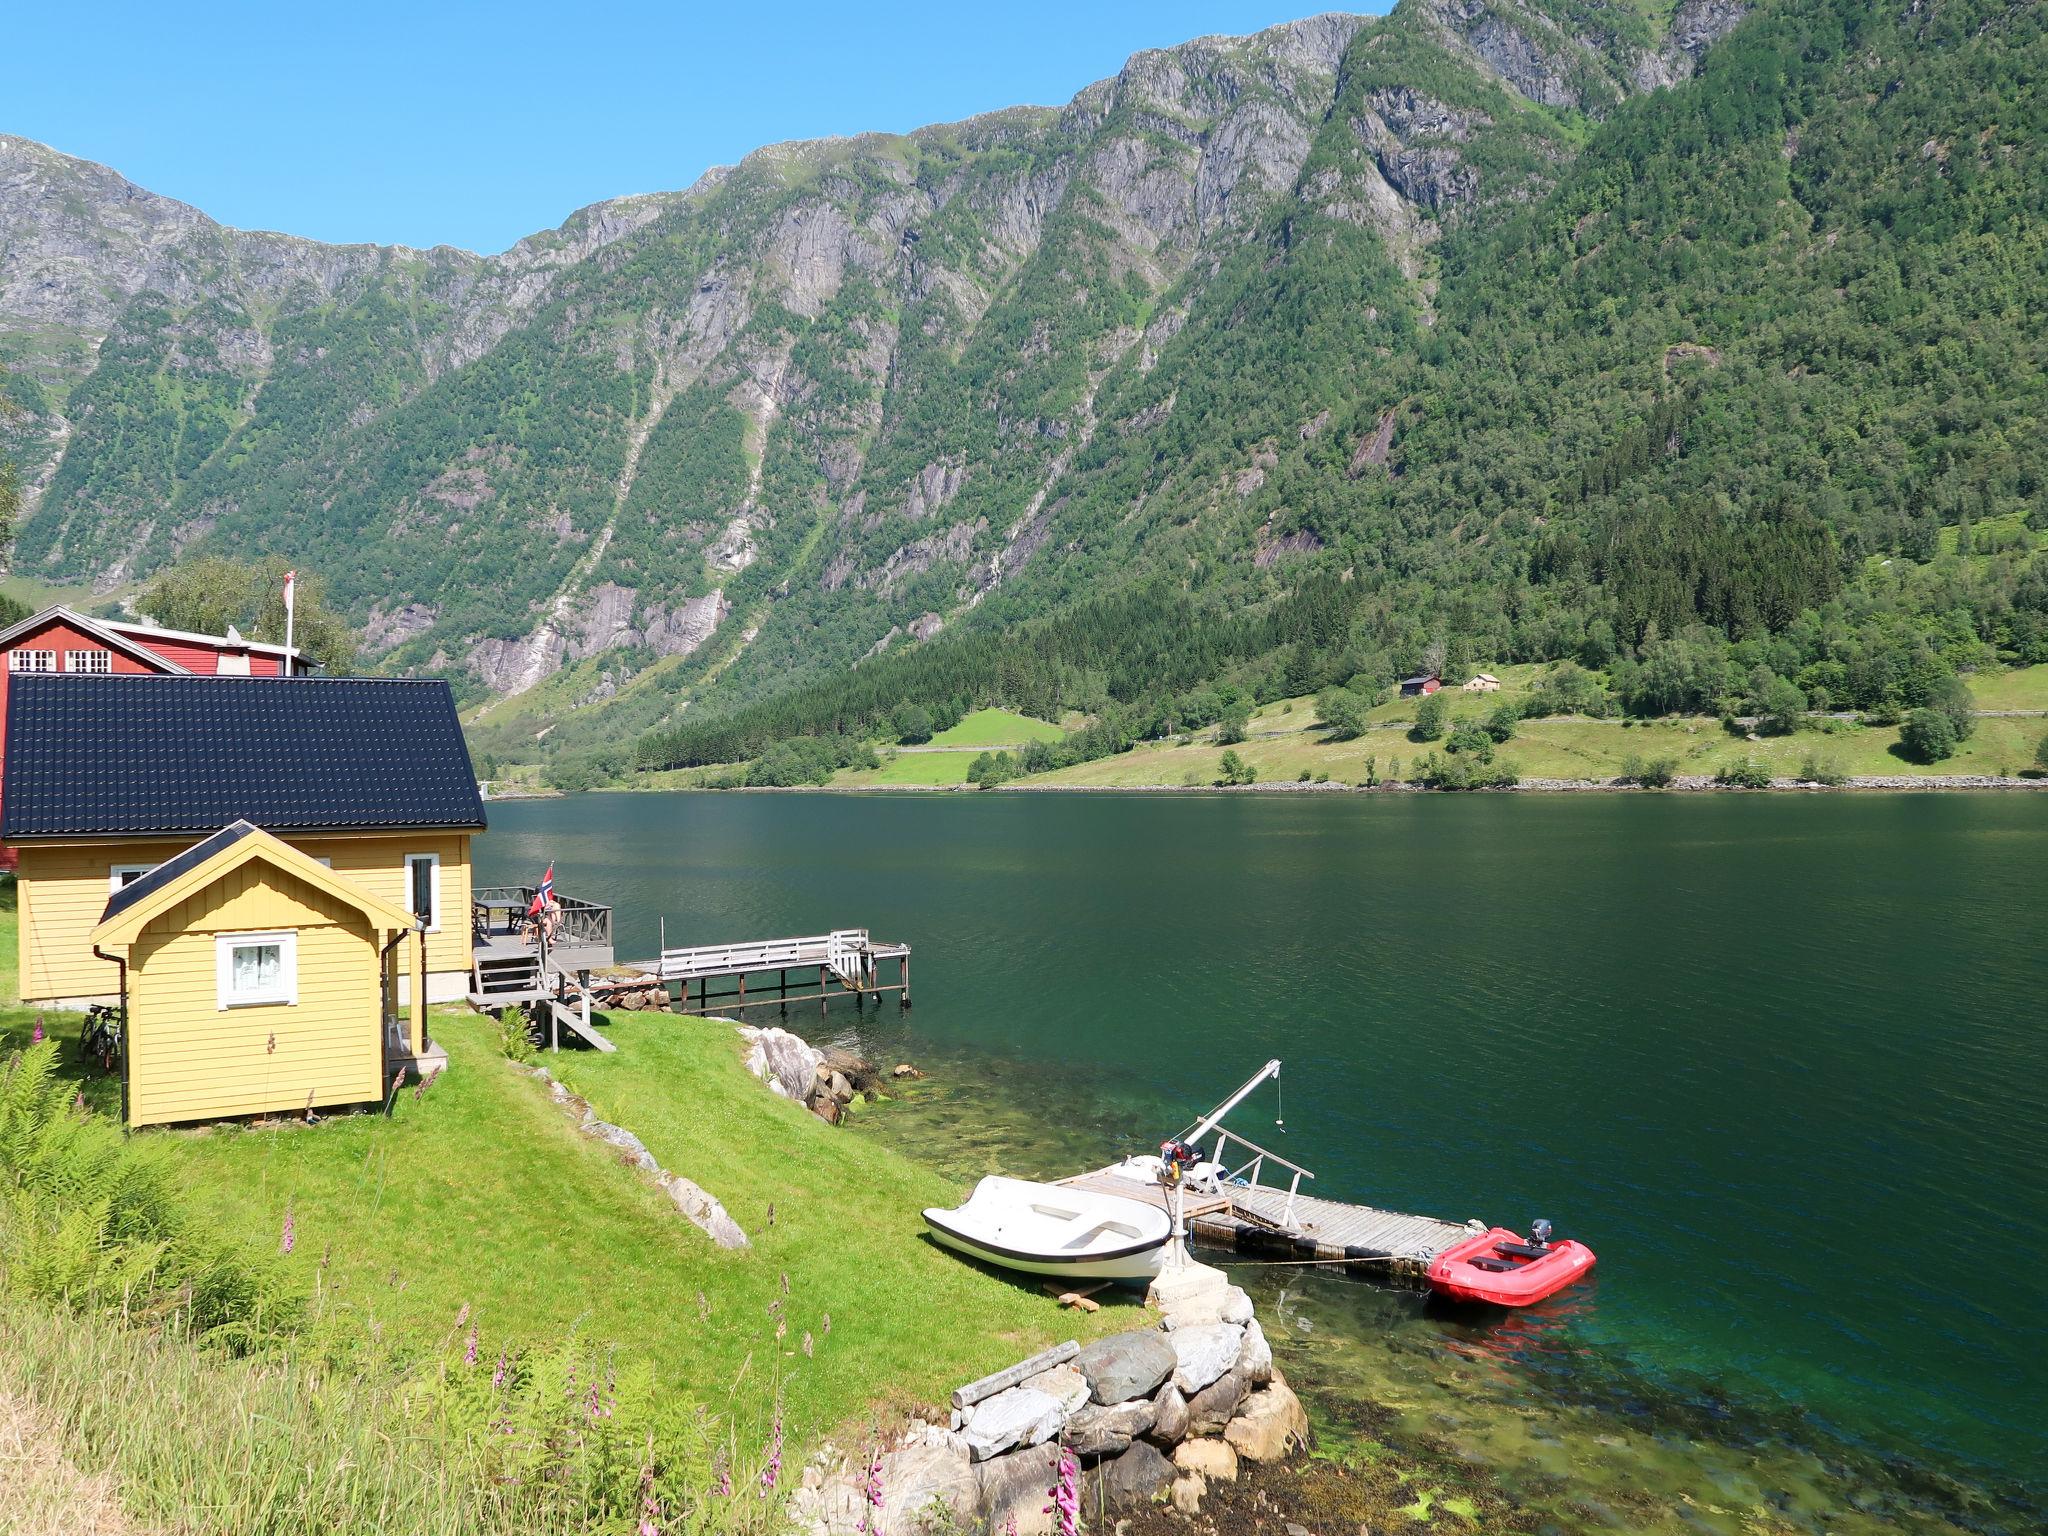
[216,931,298,1009]
[64,649,112,674]
[109,864,154,894]
[8,649,56,673]
[405,853,441,932]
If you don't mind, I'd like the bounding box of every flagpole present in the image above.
[283,569,297,676]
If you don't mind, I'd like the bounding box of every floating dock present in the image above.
[1060,1165,1479,1281]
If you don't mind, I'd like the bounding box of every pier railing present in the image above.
[1202,1126,1315,1227]
[659,929,871,983]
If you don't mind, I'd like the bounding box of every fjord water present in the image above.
[478,792,2047,1520]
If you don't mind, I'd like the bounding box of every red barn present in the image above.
[0,606,306,869]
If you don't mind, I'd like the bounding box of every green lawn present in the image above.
[0,903,1122,1444]
[835,750,980,787]
[927,707,1063,747]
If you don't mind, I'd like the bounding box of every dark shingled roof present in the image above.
[2,676,487,840]
[100,821,258,924]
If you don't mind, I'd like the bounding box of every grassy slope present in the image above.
[926,708,1064,747]
[1023,667,2048,787]
[0,915,1117,1443]
[835,751,980,787]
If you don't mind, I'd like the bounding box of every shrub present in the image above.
[1217,750,1257,786]
[1483,702,1521,743]
[1417,752,1518,790]
[1314,686,1369,740]
[892,703,933,745]
[497,1007,536,1064]
[1446,722,1494,760]
[1621,754,1678,788]
[1215,705,1250,746]
[1752,672,1808,735]
[1410,691,1449,742]
[1714,757,1775,789]
[1899,708,1959,763]
[1799,753,1848,787]
[2036,732,2048,774]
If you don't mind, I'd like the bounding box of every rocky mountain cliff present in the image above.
[8,0,2041,762]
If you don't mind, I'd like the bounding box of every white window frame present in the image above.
[216,931,298,1010]
[404,853,441,933]
[63,649,113,674]
[8,649,56,673]
[109,864,155,894]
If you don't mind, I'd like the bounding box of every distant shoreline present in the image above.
[539,774,2048,799]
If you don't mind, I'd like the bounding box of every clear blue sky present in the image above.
[12,1,1374,254]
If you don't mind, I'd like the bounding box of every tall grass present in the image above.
[0,1296,788,1535]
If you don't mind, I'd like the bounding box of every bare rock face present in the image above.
[1186,1368,1249,1435]
[1084,1439,1176,1509]
[1170,1322,1246,1396]
[960,1386,1063,1462]
[975,1445,1061,1536]
[1174,1437,1240,1482]
[1065,1398,1156,1458]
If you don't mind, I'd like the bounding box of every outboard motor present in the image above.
[1530,1218,1554,1251]
[1159,1140,1200,1187]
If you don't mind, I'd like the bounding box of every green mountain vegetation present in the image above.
[3,0,2043,785]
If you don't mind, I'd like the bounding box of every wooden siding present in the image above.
[126,862,381,1126]
[17,830,472,1001]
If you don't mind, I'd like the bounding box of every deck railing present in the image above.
[471,886,613,952]
[1203,1125,1315,1226]
[658,928,870,983]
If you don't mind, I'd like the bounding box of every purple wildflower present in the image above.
[712,1452,732,1498]
[758,1409,784,1496]
[279,1206,295,1256]
[1044,1443,1079,1536]
[464,1326,479,1367]
[858,1443,886,1535]
[587,1381,602,1421]
[638,1453,663,1536]
[31,1018,44,1045]
[492,1350,508,1390]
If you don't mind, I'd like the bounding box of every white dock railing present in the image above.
[658,928,871,984]
[1202,1125,1315,1227]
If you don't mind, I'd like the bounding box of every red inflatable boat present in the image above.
[1426,1224,1596,1307]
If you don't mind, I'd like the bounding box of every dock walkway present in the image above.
[1061,1164,1479,1280]
[623,927,911,1015]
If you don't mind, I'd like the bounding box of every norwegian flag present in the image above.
[527,864,555,916]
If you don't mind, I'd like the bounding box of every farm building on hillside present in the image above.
[89,821,427,1126]
[0,605,309,869]
[1398,673,1442,697]
[2,675,485,1032]
[1463,673,1501,692]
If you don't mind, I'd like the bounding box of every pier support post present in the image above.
[900,955,911,1008]
[819,966,829,1013]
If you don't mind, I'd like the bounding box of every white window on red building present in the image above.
[64,650,112,674]
[7,650,56,673]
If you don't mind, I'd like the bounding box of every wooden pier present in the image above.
[1060,1163,1480,1281]
[629,928,911,1017]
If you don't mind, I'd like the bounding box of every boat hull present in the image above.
[924,1217,1170,1281]
[1427,1227,1596,1306]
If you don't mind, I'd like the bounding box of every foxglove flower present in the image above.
[279,1206,295,1256]
[465,1326,479,1367]
[759,1409,783,1495]
[1045,1443,1079,1536]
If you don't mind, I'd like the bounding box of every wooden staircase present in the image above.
[471,950,544,1008]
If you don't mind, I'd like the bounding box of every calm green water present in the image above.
[478,792,2047,1528]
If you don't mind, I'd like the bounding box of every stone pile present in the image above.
[735,1024,886,1124]
[792,1261,1308,1535]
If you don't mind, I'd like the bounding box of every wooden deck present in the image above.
[1061,1163,1480,1281]
[623,927,911,1015]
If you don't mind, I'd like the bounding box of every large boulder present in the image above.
[1084,1440,1176,1509]
[975,1445,1060,1536]
[1075,1329,1177,1405]
[1186,1368,1248,1435]
[1065,1398,1155,1458]
[1172,1472,1207,1515]
[1170,1322,1245,1395]
[1236,1318,1274,1385]
[1147,1382,1189,1445]
[790,1425,972,1536]
[736,1025,825,1101]
[961,1387,1063,1462]
[1021,1363,1091,1418]
[1174,1438,1239,1482]
[1224,1378,1311,1463]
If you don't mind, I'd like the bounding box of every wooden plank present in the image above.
[952,1340,1079,1410]
[546,999,615,1053]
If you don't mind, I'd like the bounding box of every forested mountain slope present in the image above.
[3,0,2042,774]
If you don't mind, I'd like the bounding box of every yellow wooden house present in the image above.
[2,674,489,1123]
[90,822,427,1126]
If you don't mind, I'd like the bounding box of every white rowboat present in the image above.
[922,1176,1174,1281]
